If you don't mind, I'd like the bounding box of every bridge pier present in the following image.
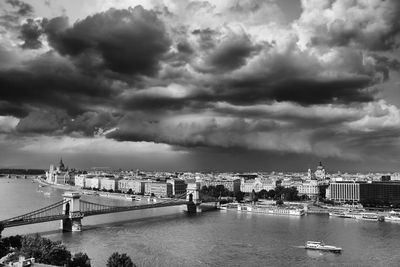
[186,182,201,214]
[61,192,83,232]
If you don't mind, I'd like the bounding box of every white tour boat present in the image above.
[305,241,342,253]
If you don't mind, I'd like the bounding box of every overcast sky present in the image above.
[0,0,400,172]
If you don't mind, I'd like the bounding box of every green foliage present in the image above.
[318,184,329,199]
[258,189,268,199]
[2,235,22,250]
[69,252,91,267]
[258,189,277,199]
[274,186,299,201]
[45,246,72,266]
[19,234,71,266]
[276,199,284,205]
[0,240,7,258]
[106,252,136,267]
[299,194,310,201]
[235,191,244,202]
[267,189,276,199]
[0,222,3,239]
[0,235,22,258]
[200,185,234,199]
[0,233,93,267]
[250,189,258,203]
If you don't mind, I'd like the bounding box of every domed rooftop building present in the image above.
[314,161,326,180]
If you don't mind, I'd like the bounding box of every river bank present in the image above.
[33,178,172,202]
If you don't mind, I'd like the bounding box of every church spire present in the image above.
[59,157,65,171]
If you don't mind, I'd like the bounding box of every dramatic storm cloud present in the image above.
[0,0,400,171]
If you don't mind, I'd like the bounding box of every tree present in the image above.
[0,233,22,258]
[45,246,72,266]
[258,189,268,199]
[106,252,135,267]
[300,194,309,201]
[267,189,276,199]
[19,234,71,266]
[235,191,244,202]
[274,186,285,200]
[318,184,329,200]
[250,189,258,203]
[276,199,284,205]
[0,222,4,239]
[69,252,91,267]
[0,240,7,258]
[285,187,299,201]
[2,235,22,250]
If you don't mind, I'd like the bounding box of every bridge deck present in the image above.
[83,201,189,216]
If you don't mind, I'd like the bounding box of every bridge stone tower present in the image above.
[61,192,83,232]
[186,182,201,214]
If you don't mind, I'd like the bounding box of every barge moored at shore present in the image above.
[221,203,305,216]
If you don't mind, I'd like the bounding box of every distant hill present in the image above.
[0,169,45,175]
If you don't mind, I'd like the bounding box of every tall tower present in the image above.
[59,158,65,171]
[61,192,83,232]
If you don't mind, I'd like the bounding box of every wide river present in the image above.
[1,178,400,266]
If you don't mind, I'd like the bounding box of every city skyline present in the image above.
[1,0,400,172]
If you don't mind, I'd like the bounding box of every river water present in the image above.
[1,178,400,267]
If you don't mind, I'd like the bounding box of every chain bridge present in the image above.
[1,182,208,232]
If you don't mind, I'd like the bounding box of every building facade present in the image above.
[45,159,73,184]
[326,182,360,202]
[240,178,276,193]
[201,179,241,193]
[118,179,146,194]
[167,178,187,196]
[100,178,119,191]
[297,180,319,198]
[85,177,101,189]
[148,182,173,197]
[327,181,400,204]
[359,182,400,204]
[74,174,86,188]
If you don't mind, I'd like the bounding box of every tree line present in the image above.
[0,223,136,267]
[200,185,306,202]
[257,186,304,201]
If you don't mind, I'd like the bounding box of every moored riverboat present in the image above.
[124,194,136,201]
[353,212,384,221]
[235,204,305,216]
[384,211,400,222]
[329,211,352,218]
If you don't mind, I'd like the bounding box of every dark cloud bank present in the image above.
[1,0,400,170]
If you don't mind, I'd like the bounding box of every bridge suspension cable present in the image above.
[1,199,70,227]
